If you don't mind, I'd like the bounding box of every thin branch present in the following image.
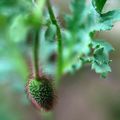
[34,28,40,79]
[47,0,63,80]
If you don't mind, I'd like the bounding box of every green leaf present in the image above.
[92,40,114,54]
[65,0,86,31]
[62,0,119,77]
[63,0,92,73]
[45,24,57,42]
[91,39,114,77]
[92,47,111,77]
[92,10,120,31]
[92,0,107,13]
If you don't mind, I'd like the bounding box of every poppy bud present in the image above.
[26,76,57,111]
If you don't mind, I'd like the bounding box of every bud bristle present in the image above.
[26,76,57,111]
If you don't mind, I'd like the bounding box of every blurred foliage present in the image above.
[61,0,120,77]
[92,0,107,13]
[0,0,120,85]
[0,0,120,119]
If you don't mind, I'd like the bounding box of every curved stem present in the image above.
[34,28,40,79]
[46,0,63,80]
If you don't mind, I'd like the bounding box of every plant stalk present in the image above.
[46,0,63,81]
[34,28,40,79]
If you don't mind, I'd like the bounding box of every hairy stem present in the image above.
[41,111,54,120]
[46,0,63,80]
[34,28,40,79]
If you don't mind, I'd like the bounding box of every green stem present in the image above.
[41,111,54,120]
[34,28,40,79]
[46,0,63,80]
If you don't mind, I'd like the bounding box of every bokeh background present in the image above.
[0,0,120,120]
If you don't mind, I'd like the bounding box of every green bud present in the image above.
[26,77,56,111]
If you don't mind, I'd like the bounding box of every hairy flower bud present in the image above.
[26,76,57,111]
